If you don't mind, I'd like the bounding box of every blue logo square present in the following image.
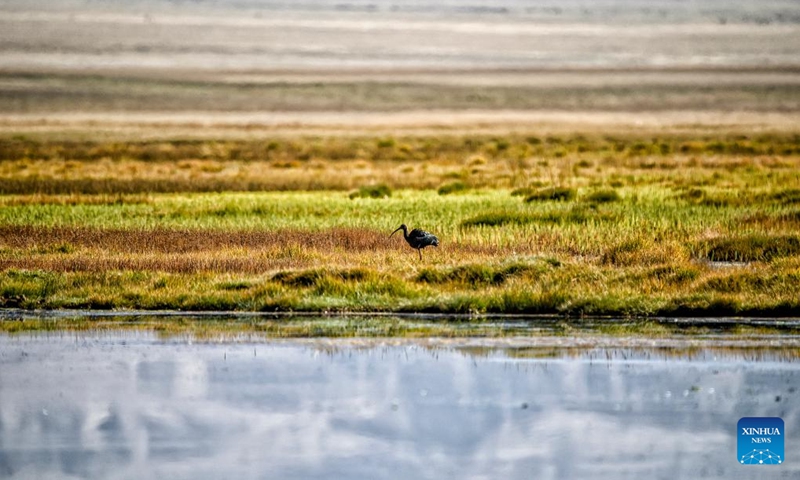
[738,417,784,465]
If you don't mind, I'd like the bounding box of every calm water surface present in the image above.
[0,332,798,479]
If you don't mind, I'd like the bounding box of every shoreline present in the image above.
[3,309,800,351]
[4,308,800,323]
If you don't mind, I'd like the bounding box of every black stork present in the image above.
[390,224,439,260]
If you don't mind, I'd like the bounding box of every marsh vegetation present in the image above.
[1,130,799,316]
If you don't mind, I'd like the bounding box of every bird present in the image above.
[390,224,439,260]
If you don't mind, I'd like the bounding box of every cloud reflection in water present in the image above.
[0,335,797,479]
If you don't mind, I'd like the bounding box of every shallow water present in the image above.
[0,331,797,479]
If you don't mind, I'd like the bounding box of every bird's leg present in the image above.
[418,249,422,261]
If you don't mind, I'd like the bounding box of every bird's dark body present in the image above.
[406,228,439,250]
[390,224,439,260]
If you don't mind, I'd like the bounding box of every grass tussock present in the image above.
[416,262,539,286]
[647,265,701,285]
[675,188,752,207]
[438,181,469,195]
[770,188,800,204]
[216,280,254,291]
[584,189,621,204]
[700,272,796,294]
[460,212,535,227]
[699,235,800,262]
[272,268,376,287]
[270,268,414,300]
[460,207,618,228]
[510,186,539,197]
[740,211,800,228]
[349,184,391,199]
[602,237,688,266]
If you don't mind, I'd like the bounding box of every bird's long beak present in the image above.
[389,227,403,238]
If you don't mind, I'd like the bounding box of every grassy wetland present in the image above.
[2,9,800,323]
[2,128,800,319]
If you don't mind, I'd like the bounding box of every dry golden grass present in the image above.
[1,133,799,194]
[0,225,520,275]
[0,225,390,253]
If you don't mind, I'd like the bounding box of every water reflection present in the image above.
[0,333,797,479]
